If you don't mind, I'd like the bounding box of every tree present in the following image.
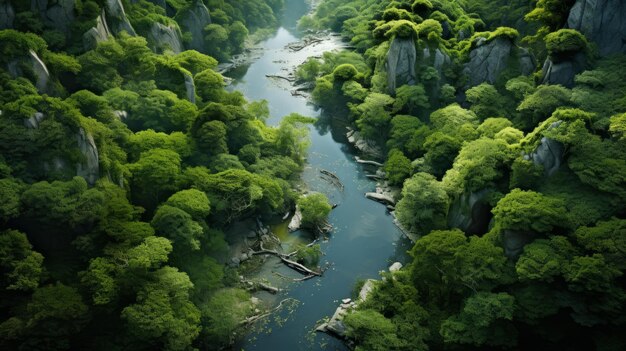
[129,149,182,209]
[151,205,203,252]
[492,189,568,233]
[396,173,449,235]
[165,189,211,221]
[199,288,254,349]
[575,219,626,268]
[297,192,332,230]
[440,292,516,347]
[343,309,403,351]
[122,267,200,351]
[466,83,507,120]
[195,68,225,103]
[423,132,462,177]
[385,149,413,185]
[0,179,21,223]
[0,230,43,292]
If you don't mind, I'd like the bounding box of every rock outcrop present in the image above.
[346,128,383,158]
[0,0,14,29]
[567,0,626,57]
[7,50,52,94]
[541,52,586,88]
[177,0,212,53]
[317,279,377,338]
[465,37,535,88]
[183,72,196,103]
[448,188,493,235]
[386,37,417,93]
[503,230,537,258]
[76,128,100,186]
[83,11,112,50]
[147,22,183,53]
[524,121,565,176]
[23,112,45,129]
[31,0,75,34]
[104,0,136,36]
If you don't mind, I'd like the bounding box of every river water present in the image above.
[226,1,412,349]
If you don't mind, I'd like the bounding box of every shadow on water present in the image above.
[227,1,413,350]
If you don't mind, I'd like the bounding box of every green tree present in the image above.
[344,309,403,351]
[396,173,449,236]
[0,230,43,292]
[385,149,413,185]
[297,192,332,230]
[129,149,182,209]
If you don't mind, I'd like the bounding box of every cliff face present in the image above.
[177,0,212,53]
[146,22,183,53]
[568,0,626,57]
[104,0,136,36]
[31,0,75,34]
[0,0,14,29]
[386,37,416,93]
[464,37,535,88]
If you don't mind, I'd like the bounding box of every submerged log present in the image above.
[241,279,281,294]
[266,74,295,82]
[355,156,383,167]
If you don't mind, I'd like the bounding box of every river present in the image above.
[225,0,412,349]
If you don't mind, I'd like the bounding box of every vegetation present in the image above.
[303,0,626,350]
[0,1,310,350]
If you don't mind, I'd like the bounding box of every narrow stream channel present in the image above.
[226,1,412,349]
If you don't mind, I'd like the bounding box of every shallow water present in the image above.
[226,1,412,349]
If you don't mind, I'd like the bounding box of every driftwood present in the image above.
[365,174,384,180]
[355,156,383,167]
[240,298,297,325]
[265,74,295,82]
[251,242,322,277]
[241,278,281,294]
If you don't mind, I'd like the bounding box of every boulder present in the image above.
[31,0,75,34]
[389,262,403,272]
[0,0,14,29]
[76,128,100,186]
[386,37,416,93]
[288,205,303,232]
[465,37,535,88]
[177,0,212,53]
[346,128,383,158]
[567,0,626,57]
[83,11,111,51]
[541,52,586,88]
[524,121,565,176]
[147,22,183,53]
[448,188,493,235]
[104,0,136,36]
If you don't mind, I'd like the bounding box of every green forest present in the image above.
[297,0,626,350]
[0,0,625,350]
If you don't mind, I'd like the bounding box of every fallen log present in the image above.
[240,298,296,325]
[280,256,322,276]
[365,174,383,180]
[266,74,295,82]
[355,156,383,167]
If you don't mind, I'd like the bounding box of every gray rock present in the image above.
[465,37,535,88]
[177,0,212,53]
[183,71,196,103]
[76,128,100,186]
[83,11,111,50]
[104,0,136,36]
[0,0,14,29]
[386,37,416,93]
[230,257,240,266]
[568,0,626,57]
[358,279,376,302]
[29,50,51,94]
[541,52,586,88]
[389,262,403,272]
[523,122,565,177]
[448,188,493,235]
[147,22,183,53]
[503,230,537,258]
[31,0,75,34]
[23,112,45,129]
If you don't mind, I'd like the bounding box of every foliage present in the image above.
[297,192,332,230]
